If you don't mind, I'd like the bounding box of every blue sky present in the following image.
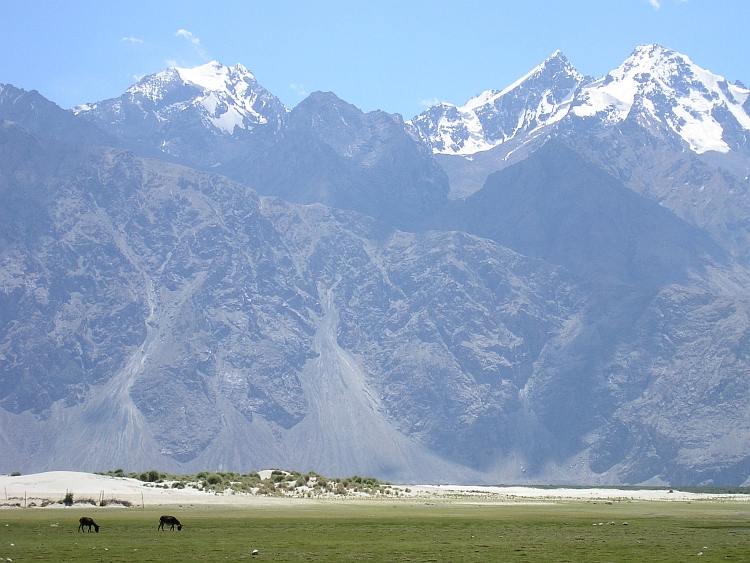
[1,0,748,119]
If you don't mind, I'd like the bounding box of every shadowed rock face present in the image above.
[560,126,750,265]
[431,141,726,288]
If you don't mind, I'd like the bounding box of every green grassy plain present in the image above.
[1,499,749,562]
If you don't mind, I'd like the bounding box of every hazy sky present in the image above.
[1,0,748,119]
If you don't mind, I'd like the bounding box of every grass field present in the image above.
[1,499,749,562]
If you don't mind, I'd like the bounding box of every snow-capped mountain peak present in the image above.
[572,43,750,153]
[463,50,575,111]
[408,51,586,155]
[411,44,750,157]
[75,61,288,137]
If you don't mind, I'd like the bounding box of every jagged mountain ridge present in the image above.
[562,44,750,260]
[411,44,750,159]
[61,64,450,231]
[570,44,750,155]
[215,91,450,230]
[408,51,588,156]
[77,61,290,137]
[11,46,749,247]
[411,44,750,262]
[0,83,120,147]
[72,61,288,166]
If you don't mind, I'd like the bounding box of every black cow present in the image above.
[158,515,182,531]
[78,517,100,533]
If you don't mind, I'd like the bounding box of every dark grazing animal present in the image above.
[78,517,100,533]
[158,515,182,531]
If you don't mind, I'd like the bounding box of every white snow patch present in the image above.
[572,44,750,154]
[176,61,254,94]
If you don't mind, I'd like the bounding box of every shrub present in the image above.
[206,474,223,486]
[63,492,74,506]
[107,499,133,508]
[10,471,21,477]
[257,483,275,495]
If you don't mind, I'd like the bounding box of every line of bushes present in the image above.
[97,468,393,496]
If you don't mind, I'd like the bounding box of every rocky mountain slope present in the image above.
[2,116,750,485]
[2,46,750,485]
[0,121,577,481]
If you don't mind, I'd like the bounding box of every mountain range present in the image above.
[1,44,750,485]
[410,44,750,260]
